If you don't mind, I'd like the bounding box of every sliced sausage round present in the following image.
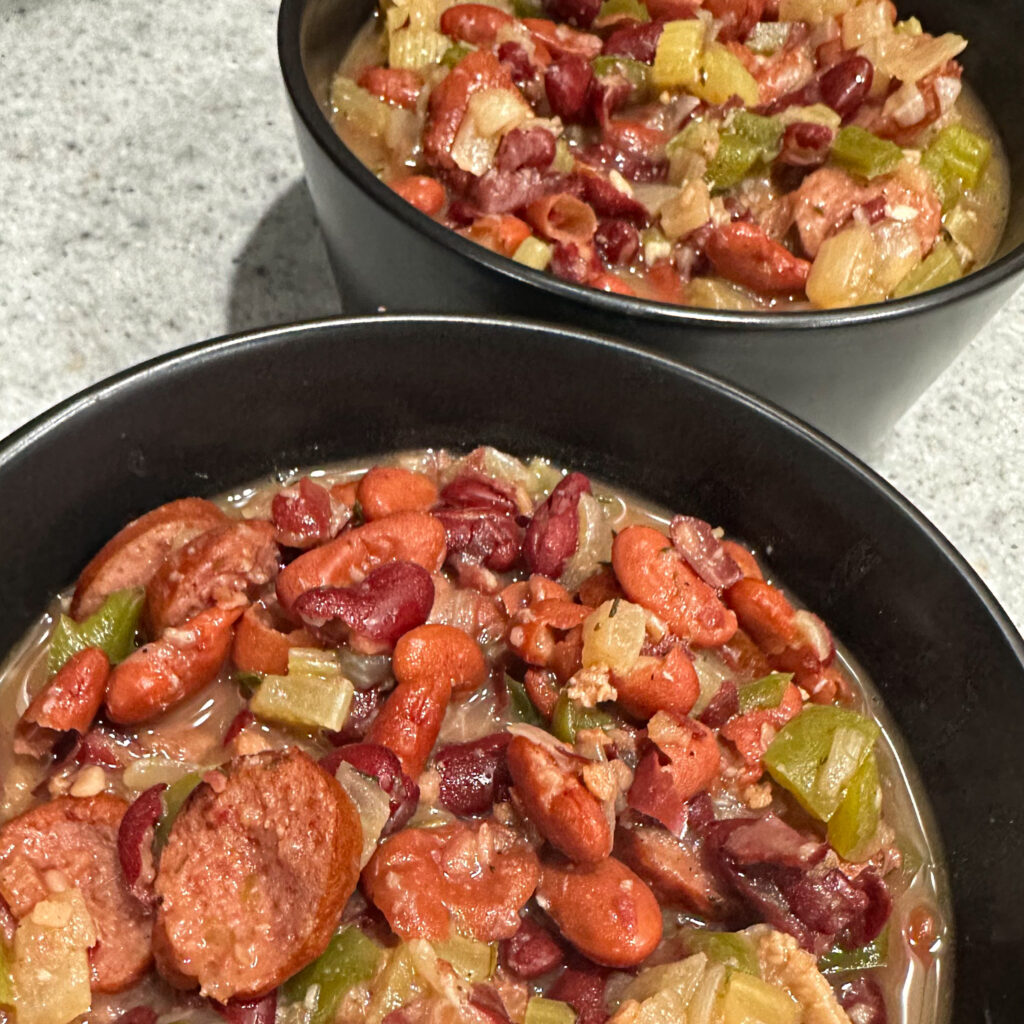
[153,748,362,1001]
[0,794,153,993]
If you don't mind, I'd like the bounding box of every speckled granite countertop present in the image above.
[2,0,1022,633]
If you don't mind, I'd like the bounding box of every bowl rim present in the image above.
[3,312,1023,678]
[276,0,1024,331]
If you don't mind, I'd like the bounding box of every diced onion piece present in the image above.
[806,222,880,309]
[884,81,927,128]
[620,953,707,1013]
[652,19,705,90]
[525,457,565,499]
[778,0,852,21]
[746,21,791,55]
[776,103,841,129]
[513,235,554,270]
[661,180,712,239]
[432,935,497,983]
[720,971,799,1024]
[451,88,534,175]
[389,28,451,69]
[872,31,965,83]
[869,220,923,297]
[331,76,393,137]
[841,1,891,48]
[814,725,875,806]
[687,962,727,1024]
[686,277,758,311]
[561,493,614,592]
[12,889,96,1024]
[582,599,647,675]
[334,762,390,868]
[122,756,202,791]
[690,649,733,714]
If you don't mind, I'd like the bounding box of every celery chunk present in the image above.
[652,19,705,90]
[682,929,759,975]
[721,971,799,1024]
[250,647,354,732]
[892,240,962,298]
[552,692,613,743]
[737,672,792,714]
[827,750,882,860]
[597,0,650,20]
[830,125,903,180]
[818,928,888,975]
[922,123,992,210]
[513,235,554,271]
[525,997,578,1024]
[47,587,144,674]
[432,935,496,982]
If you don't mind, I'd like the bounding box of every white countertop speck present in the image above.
[1,1,1022,634]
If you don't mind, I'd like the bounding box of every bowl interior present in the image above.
[287,0,1024,304]
[2,316,1023,1019]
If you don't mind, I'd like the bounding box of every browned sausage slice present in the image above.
[0,794,153,993]
[72,498,227,619]
[145,519,279,634]
[153,748,362,1001]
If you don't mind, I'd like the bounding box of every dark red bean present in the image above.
[545,56,595,123]
[497,128,558,173]
[321,742,420,834]
[113,1010,158,1024]
[589,76,632,124]
[523,472,592,578]
[545,0,601,29]
[441,471,518,513]
[213,992,278,1024]
[272,477,344,549]
[860,195,887,224]
[470,168,547,215]
[777,121,834,168]
[762,80,821,116]
[550,240,602,284]
[501,917,564,979]
[435,733,513,816]
[223,710,256,746]
[293,561,435,648]
[547,964,609,1024]
[497,41,536,85]
[698,680,739,728]
[837,976,888,1024]
[469,985,513,1024]
[595,219,640,266]
[820,56,874,123]
[571,171,650,225]
[434,507,523,572]
[117,784,166,906]
[326,688,381,744]
[601,19,664,63]
[703,0,764,41]
[669,515,743,590]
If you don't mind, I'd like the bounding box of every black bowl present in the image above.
[278,0,1024,456]
[1,316,1022,1017]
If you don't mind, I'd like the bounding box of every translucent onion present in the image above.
[334,762,390,867]
[806,222,881,309]
[660,180,712,241]
[840,1,890,48]
[561,493,614,592]
[450,88,533,175]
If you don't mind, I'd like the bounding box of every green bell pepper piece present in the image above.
[830,125,903,180]
[737,672,792,715]
[763,705,880,821]
[154,771,203,850]
[506,674,546,728]
[705,133,763,192]
[513,0,545,16]
[597,0,650,19]
[818,928,888,974]
[47,587,144,675]
[284,927,384,1024]
[552,692,614,744]
[591,55,653,102]
[827,750,881,860]
[442,42,472,68]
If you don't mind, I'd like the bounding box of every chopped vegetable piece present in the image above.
[705,133,763,192]
[11,889,96,1024]
[892,240,963,298]
[592,55,653,100]
[552,691,613,743]
[733,111,784,154]
[47,587,144,675]
[0,942,11,1006]
[366,941,437,1024]
[737,672,792,714]
[331,77,392,135]
[720,970,799,1024]
[651,19,705,90]
[683,929,759,975]
[506,674,546,727]
[432,934,497,982]
[582,598,647,674]
[513,235,555,271]
[525,997,577,1024]
[763,705,880,821]
[283,927,385,1024]
[155,770,203,850]
[598,0,650,20]
[830,125,903,180]
[442,42,473,68]
[922,123,992,209]
[692,45,760,106]
[827,750,882,860]
[250,647,354,732]
[620,954,708,1012]
[514,0,545,16]
[818,929,888,975]
[389,29,451,70]
[746,21,791,55]
[806,222,879,309]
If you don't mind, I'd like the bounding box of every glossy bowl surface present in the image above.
[1,316,1022,1017]
[278,0,1024,455]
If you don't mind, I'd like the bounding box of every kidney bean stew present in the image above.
[329,0,1009,309]
[0,448,948,1024]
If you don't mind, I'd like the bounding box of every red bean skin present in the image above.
[500,917,564,979]
[545,56,595,122]
[523,472,592,578]
[819,56,874,123]
[435,733,513,816]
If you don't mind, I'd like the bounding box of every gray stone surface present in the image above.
[1,0,1021,634]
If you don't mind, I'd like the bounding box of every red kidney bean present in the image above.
[272,477,345,549]
[547,964,609,1024]
[571,171,650,225]
[777,121,835,168]
[117,784,166,906]
[434,507,523,572]
[524,472,592,577]
[581,141,668,184]
[326,687,381,744]
[321,742,420,834]
[550,240,602,284]
[497,128,558,173]
[595,219,640,265]
[358,67,424,111]
[820,56,874,123]
[762,80,821,116]
[698,679,739,728]
[470,168,548,215]
[589,76,632,124]
[497,41,536,85]
[860,195,887,224]
[837,977,887,1024]
[702,0,764,41]
[469,984,514,1024]
[545,56,595,123]
[601,19,664,63]
[501,917,565,979]
[293,561,435,648]
[440,3,514,44]
[435,733,513,816]
[212,992,278,1024]
[546,0,602,29]
[113,1010,158,1024]
[669,515,743,591]
[441,472,518,513]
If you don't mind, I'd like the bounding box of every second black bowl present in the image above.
[278,0,1024,455]
[1,316,1022,1017]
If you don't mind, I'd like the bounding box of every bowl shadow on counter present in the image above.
[227,179,341,334]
